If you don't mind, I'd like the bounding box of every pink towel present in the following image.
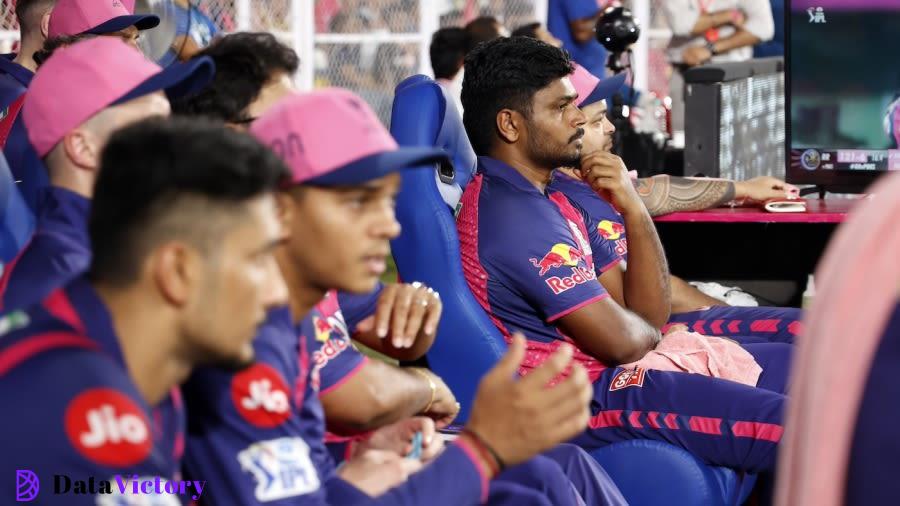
[776,173,900,506]
[623,330,762,386]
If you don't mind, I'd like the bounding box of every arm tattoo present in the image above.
[635,175,736,216]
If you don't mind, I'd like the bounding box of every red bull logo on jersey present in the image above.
[545,265,597,295]
[64,389,153,466]
[231,364,292,428]
[597,220,625,241]
[530,243,585,276]
[313,316,331,343]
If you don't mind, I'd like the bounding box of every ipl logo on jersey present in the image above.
[237,437,320,502]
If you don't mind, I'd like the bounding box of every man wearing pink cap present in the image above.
[0,116,289,504]
[179,89,629,505]
[554,63,804,343]
[0,37,214,313]
[3,0,161,212]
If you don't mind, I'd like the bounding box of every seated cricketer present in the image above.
[456,35,790,474]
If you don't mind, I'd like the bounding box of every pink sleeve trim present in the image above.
[454,439,489,503]
[598,258,622,273]
[319,356,370,396]
[547,293,610,323]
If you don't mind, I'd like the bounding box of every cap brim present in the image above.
[579,73,627,107]
[304,147,451,186]
[86,14,160,35]
[113,56,216,105]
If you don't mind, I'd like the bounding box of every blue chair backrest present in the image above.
[389,75,505,422]
[0,152,35,264]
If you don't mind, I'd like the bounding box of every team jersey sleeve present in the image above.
[576,202,625,272]
[337,283,384,334]
[182,325,328,505]
[483,201,610,323]
[323,441,489,506]
[0,233,85,313]
[560,0,601,23]
[307,308,368,396]
[0,348,188,505]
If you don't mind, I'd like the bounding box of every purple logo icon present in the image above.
[16,470,39,502]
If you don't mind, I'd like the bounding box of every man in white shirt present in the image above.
[663,0,774,129]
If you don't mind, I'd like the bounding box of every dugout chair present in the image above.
[388,75,756,505]
[0,152,34,266]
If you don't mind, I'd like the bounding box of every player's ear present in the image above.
[150,242,202,308]
[496,109,521,144]
[62,129,102,172]
[40,11,51,39]
[274,190,296,233]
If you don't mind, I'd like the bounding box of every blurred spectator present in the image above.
[159,0,221,66]
[512,21,563,48]
[663,0,774,130]
[664,0,773,67]
[465,16,508,52]
[754,0,784,57]
[547,0,608,77]
[430,27,468,112]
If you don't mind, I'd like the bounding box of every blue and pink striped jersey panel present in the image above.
[457,157,621,379]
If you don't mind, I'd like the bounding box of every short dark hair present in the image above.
[464,16,502,53]
[511,22,541,39]
[461,37,574,155]
[15,0,55,34]
[170,32,300,123]
[33,33,96,67]
[89,117,290,285]
[429,27,468,79]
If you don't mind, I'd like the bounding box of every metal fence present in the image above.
[0,0,690,125]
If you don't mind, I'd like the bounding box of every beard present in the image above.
[526,123,584,169]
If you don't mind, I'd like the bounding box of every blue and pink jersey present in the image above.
[552,170,802,343]
[457,157,622,380]
[182,290,491,505]
[0,278,186,503]
[0,186,92,313]
[458,158,789,472]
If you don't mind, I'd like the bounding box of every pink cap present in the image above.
[251,89,447,186]
[569,63,627,107]
[23,37,214,157]
[48,0,159,38]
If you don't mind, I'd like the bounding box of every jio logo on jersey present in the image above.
[231,363,292,428]
[63,389,152,466]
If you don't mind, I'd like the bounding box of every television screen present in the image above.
[788,0,900,189]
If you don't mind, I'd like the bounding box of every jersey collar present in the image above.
[0,54,34,88]
[477,156,555,196]
[65,277,127,368]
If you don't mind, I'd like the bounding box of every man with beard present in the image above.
[456,36,788,474]
[551,63,802,343]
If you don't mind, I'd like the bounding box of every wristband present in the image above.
[411,368,436,413]
[705,39,718,56]
[462,428,507,473]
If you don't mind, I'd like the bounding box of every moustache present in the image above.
[569,128,585,144]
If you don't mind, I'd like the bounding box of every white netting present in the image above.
[0,0,543,123]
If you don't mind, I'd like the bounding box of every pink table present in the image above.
[653,198,860,224]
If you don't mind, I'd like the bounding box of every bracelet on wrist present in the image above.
[411,368,436,413]
[462,428,507,473]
